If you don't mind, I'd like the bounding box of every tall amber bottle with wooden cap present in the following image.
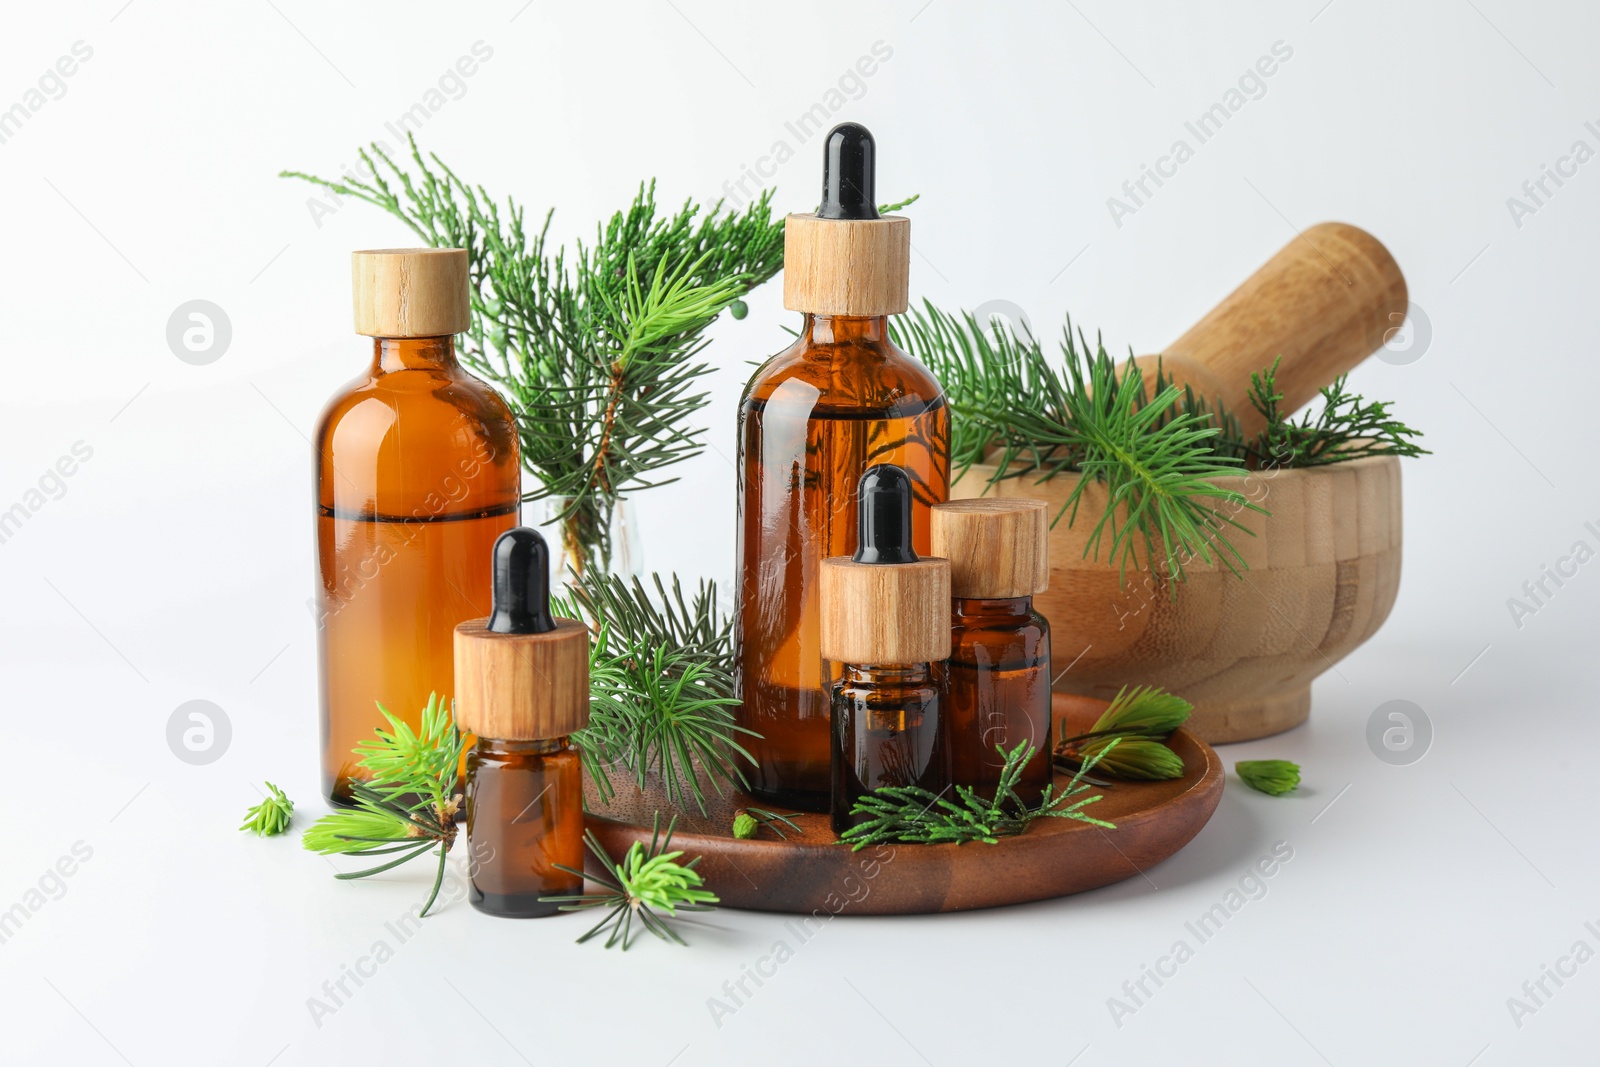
[315,249,520,806]
[737,122,949,811]
[454,527,589,918]
[932,498,1052,805]
[821,465,951,833]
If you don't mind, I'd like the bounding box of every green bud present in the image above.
[1089,685,1192,738]
[1237,759,1300,796]
[732,812,758,839]
[1081,737,1186,780]
[728,299,748,320]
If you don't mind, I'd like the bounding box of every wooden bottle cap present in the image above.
[453,618,590,739]
[351,248,471,337]
[782,213,910,316]
[820,557,951,665]
[931,498,1050,598]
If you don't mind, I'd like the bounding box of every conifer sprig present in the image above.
[282,137,785,575]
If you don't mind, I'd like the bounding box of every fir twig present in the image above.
[543,816,718,949]
[560,572,754,814]
[1242,358,1429,468]
[301,693,464,915]
[838,740,1118,850]
[281,135,785,575]
[895,302,1262,584]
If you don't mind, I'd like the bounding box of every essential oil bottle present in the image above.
[821,465,951,834]
[454,527,589,918]
[314,249,521,807]
[932,499,1053,805]
[737,122,950,811]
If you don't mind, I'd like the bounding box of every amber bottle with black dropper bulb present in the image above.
[454,527,589,918]
[314,249,521,807]
[821,464,951,834]
[932,498,1053,805]
[737,123,950,811]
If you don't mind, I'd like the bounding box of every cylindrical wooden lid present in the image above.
[931,498,1050,598]
[820,557,950,664]
[351,248,471,337]
[783,213,910,316]
[453,618,590,739]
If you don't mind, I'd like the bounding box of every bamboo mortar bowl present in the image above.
[951,454,1402,743]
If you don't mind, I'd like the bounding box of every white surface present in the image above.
[2,1,1597,1064]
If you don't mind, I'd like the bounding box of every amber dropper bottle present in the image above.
[737,122,950,811]
[821,465,951,835]
[315,249,521,807]
[932,499,1053,806]
[453,527,589,918]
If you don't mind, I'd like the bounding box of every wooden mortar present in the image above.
[952,222,1408,742]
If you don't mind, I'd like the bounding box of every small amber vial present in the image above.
[932,499,1053,805]
[821,465,952,834]
[454,527,590,918]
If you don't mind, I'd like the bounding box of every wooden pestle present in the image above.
[1131,222,1408,439]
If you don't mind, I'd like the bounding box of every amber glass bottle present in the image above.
[821,465,951,833]
[315,249,520,806]
[455,528,590,918]
[737,123,948,811]
[932,499,1053,805]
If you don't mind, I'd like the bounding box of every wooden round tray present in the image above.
[584,694,1224,914]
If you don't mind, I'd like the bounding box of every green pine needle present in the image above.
[543,816,718,949]
[239,782,294,836]
[732,808,803,840]
[1237,759,1301,796]
[301,693,464,916]
[838,740,1118,850]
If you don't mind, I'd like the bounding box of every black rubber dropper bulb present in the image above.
[485,527,556,635]
[853,464,919,565]
[818,122,879,221]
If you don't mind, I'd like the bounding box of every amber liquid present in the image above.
[465,738,584,918]
[315,336,520,806]
[830,664,948,834]
[737,315,949,811]
[946,596,1053,805]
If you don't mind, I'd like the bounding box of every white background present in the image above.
[2,1,1597,1064]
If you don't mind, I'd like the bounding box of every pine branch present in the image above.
[558,572,753,814]
[1242,357,1429,467]
[896,302,1261,584]
[838,740,1119,849]
[301,693,463,915]
[281,135,785,574]
[542,816,718,949]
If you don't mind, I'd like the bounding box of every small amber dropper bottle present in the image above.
[453,527,589,918]
[931,499,1053,805]
[737,123,950,811]
[821,465,951,834]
